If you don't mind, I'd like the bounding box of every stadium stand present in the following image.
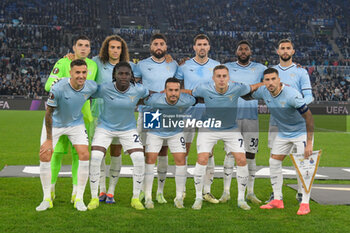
[0,0,348,100]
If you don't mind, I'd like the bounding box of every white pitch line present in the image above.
[315,127,350,134]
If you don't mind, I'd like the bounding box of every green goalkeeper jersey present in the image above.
[45,57,98,122]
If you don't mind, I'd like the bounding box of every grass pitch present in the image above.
[0,110,349,232]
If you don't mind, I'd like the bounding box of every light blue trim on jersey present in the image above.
[253,84,307,138]
[225,61,266,120]
[47,78,97,128]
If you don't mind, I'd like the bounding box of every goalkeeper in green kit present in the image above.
[43,35,97,203]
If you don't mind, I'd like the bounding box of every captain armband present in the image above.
[297,104,309,115]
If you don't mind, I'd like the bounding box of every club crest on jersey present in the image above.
[227,94,234,101]
[280,101,286,107]
[83,94,89,100]
[250,67,256,72]
[88,69,92,75]
[290,73,296,77]
[129,96,136,102]
[48,92,55,99]
[52,68,59,74]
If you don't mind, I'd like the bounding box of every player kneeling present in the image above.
[143,78,196,209]
[88,62,148,210]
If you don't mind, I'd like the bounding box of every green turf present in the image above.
[1,177,349,233]
[0,110,349,232]
[1,111,349,169]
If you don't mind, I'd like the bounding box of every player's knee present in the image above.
[145,155,156,164]
[131,151,145,167]
[110,144,122,156]
[40,154,51,162]
[235,154,247,166]
[173,154,186,165]
[159,146,168,156]
[79,151,90,161]
[197,154,209,165]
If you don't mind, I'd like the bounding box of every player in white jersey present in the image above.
[222,41,266,204]
[36,59,98,212]
[252,68,314,215]
[268,39,314,203]
[87,61,148,211]
[183,65,263,210]
[134,33,178,204]
[92,35,134,204]
[142,78,196,209]
[175,34,221,204]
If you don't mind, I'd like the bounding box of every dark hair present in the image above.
[193,34,210,45]
[278,38,293,48]
[73,35,90,45]
[213,64,229,73]
[112,61,135,84]
[237,40,252,49]
[99,35,130,64]
[150,33,167,44]
[70,59,87,68]
[165,77,180,88]
[263,67,279,76]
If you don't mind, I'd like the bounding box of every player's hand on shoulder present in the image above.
[64,53,75,61]
[178,57,190,66]
[165,54,174,63]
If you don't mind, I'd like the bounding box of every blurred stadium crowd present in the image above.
[0,0,349,101]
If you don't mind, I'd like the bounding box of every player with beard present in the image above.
[267,39,313,203]
[175,34,220,204]
[134,33,178,204]
[222,41,266,205]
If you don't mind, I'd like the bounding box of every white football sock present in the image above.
[99,156,106,193]
[89,151,104,198]
[236,165,249,201]
[40,161,51,200]
[130,152,145,199]
[269,158,283,200]
[203,156,215,194]
[157,156,168,194]
[175,165,187,200]
[194,163,207,199]
[107,156,122,196]
[223,153,235,193]
[76,160,89,200]
[144,163,155,200]
[247,158,256,195]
